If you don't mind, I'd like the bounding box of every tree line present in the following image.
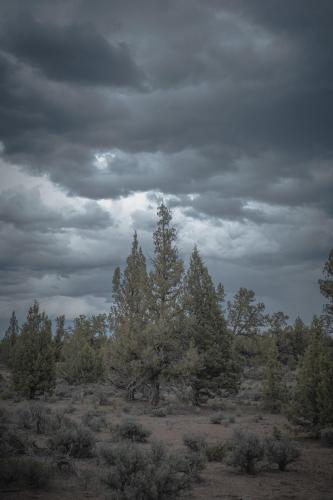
[1,203,332,432]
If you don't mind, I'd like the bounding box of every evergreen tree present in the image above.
[110,232,150,399]
[12,301,55,398]
[290,316,308,360]
[183,246,239,403]
[317,342,333,428]
[1,311,19,366]
[290,316,332,430]
[54,314,65,362]
[262,339,287,413]
[319,248,333,331]
[145,202,184,404]
[60,314,106,384]
[228,288,266,336]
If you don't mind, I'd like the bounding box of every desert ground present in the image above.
[1,366,333,500]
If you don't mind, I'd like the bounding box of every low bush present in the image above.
[16,404,75,435]
[227,430,264,474]
[183,433,207,453]
[206,442,225,462]
[151,407,167,418]
[49,426,95,458]
[264,434,300,471]
[101,440,204,499]
[210,413,223,424]
[320,428,333,447]
[0,457,51,488]
[0,426,27,456]
[82,411,106,432]
[112,419,151,443]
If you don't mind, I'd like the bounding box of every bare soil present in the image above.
[1,371,333,500]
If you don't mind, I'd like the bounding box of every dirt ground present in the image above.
[1,371,333,500]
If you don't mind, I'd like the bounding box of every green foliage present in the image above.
[82,410,107,432]
[227,430,264,474]
[112,418,151,443]
[1,311,18,366]
[11,301,55,399]
[228,288,267,336]
[54,314,65,362]
[101,440,200,500]
[60,316,105,384]
[210,412,223,424]
[289,316,333,430]
[319,248,333,331]
[146,203,185,404]
[16,404,75,435]
[110,232,150,400]
[264,434,300,471]
[0,457,51,489]
[183,433,207,453]
[206,442,225,462]
[262,339,287,413]
[49,425,95,458]
[320,428,333,447]
[183,246,240,403]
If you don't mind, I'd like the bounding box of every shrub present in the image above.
[0,426,27,456]
[210,413,223,424]
[228,430,264,474]
[0,457,51,488]
[101,441,202,499]
[49,426,95,458]
[82,411,106,432]
[183,433,207,453]
[112,419,151,443]
[151,407,167,418]
[206,442,225,462]
[264,435,300,471]
[12,301,55,399]
[320,428,333,447]
[16,405,74,435]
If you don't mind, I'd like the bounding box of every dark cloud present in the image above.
[0,0,332,327]
[1,11,145,89]
[0,187,113,231]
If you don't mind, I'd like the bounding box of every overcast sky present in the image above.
[0,0,332,331]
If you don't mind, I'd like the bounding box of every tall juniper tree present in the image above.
[12,301,55,398]
[145,202,184,405]
[110,231,150,399]
[290,316,333,430]
[183,246,239,403]
[1,311,19,366]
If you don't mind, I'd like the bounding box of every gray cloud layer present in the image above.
[0,0,332,328]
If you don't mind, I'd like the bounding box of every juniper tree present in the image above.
[110,232,150,399]
[60,314,106,384]
[319,248,333,331]
[290,316,308,361]
[54,314,65,362]
[317,342,333,428]
[12,301,55,398]
[262,339,287,413]
[146,202,184,405]
[289,316,333,430]
[228,287,266,336]
[183,246,239,403]
[1,311,19,366]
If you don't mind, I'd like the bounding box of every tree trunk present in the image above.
[150,378,160,406]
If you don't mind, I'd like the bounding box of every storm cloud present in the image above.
[0,0,332,329]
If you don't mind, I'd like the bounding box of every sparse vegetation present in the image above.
[112,418,151,443]
[264,433,300,471]
[49,425,95,458]
[227,430,265,475]
[101,440,203,499]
